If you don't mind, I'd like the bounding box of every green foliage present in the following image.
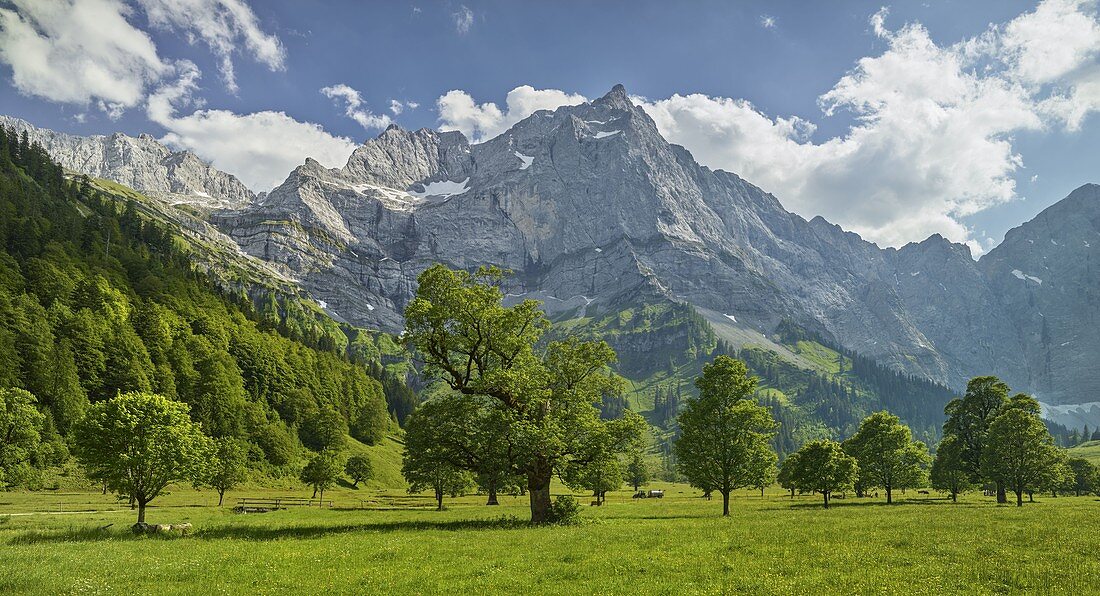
[546,494,582,525]
[202,437,249,506]
[842,411,929,503]
[674,356,778,515]
[625,449,652,491]
[930,434,971,501]
[403,264,642,523]
[571,452,623,503]
[981,407,1063,506]
[254,423,296,466]
[0,388,49,487]
[400,392,524,504]
[345,454,373,488]
[1065,458,1098,496]
[300,408,349,453]
[785,439,859,508]
[299,449,346,501]
[72,392,214,522]
[942,376,1010,485]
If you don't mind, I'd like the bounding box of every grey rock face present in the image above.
[8,88,1098,406]
[978,184,1100,404]
[0,115,255,210]
[212,87,999,391]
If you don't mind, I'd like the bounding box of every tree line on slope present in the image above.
[0,125,393,492]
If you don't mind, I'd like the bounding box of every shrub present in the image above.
[546,495,581,525]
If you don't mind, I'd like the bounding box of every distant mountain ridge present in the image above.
[5,88,1098,415]
[0,115,255,210]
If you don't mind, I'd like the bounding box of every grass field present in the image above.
[2,483,1098,594]
[1069,440,1100,465]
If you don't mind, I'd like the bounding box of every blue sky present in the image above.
[1,0,1098,255]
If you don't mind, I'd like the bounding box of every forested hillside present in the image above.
[551,301,961,464]
[0,127,397,487]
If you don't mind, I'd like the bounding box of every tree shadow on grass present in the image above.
[787,497,982,510]
[7,516,529,545]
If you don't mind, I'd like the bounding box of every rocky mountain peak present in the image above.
[0,115,254,210]
[596,83,633,109]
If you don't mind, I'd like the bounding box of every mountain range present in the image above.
[4,85,1098,428]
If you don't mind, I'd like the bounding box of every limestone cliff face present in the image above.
[978,184,1100,404]
[215,85,1063,397]
[0,115,254,210]
[10,89,1099,405]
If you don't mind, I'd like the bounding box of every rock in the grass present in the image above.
[131,522,151,535]
[174,523,194,536]
[154,524,172,534]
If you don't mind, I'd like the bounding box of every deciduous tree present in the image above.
[73,392,213,523]
[930,434,971,502]
[942,376,1010,502]
[202,437,249,506]
[843,411,929,504]
[981,407,1062,506]
[0,388,46,487]
[403,265,639,523]
[1066,457,1098,497]
[345,454,373,488]
[300,449,345,503]
[786,439,858,509]
[625,450,652,492]
[674,356,779,515]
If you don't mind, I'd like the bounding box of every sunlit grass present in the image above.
[2,483,1097,594]
[1068,440,1100,465]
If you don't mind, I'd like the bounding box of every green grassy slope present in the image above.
[347,433,407,490]
[1069,440,1100,465]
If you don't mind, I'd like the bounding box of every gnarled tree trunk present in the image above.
[528,458,553,524]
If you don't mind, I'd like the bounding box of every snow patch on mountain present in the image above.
[1011,269,1043,285]
[410,178,470,198]
[514,151,534,170]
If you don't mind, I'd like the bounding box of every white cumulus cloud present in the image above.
[0,0,169,114]
[642,2,1099,250]
[438,85,586,141]
[148,68,356,191]
[134,0,286,93]
[321,84,393,131]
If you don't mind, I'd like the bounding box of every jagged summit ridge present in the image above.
[0,115,255,210]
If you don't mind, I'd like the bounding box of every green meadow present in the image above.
[3,484,1097,595]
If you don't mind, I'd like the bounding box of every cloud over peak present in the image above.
[434,1,1100,253]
